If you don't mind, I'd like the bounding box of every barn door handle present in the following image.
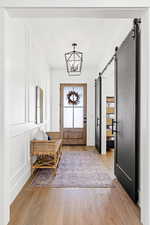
[112,119,118,134]
[97,118,100,126]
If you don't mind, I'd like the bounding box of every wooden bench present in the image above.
[31,132,62,175]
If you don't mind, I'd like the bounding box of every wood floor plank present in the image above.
[8,146,141,225]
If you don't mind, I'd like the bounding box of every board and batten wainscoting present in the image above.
[5,16,51,204]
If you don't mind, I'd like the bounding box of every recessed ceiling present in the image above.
[25,18,132,70]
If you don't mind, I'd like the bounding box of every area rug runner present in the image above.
[31,150,114,188]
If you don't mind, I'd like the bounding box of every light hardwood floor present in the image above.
[8,146,141,225]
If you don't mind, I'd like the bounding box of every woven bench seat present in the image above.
[31,132,62,175]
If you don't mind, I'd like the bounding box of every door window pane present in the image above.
[64,86,74,107]
[74,107,83,128]
[63,86,84,128]
[73,87,83,107]
[64,108,73,128]
[64,86,83,107]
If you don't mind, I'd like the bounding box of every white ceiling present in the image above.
[25,18,132,70]
[7,7,146,18]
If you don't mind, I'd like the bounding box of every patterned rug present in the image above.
[31,150,114,188]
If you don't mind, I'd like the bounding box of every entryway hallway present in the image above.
[8,146,141,225]
[1,6,150,225]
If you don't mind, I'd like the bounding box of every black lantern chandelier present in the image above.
[65,43,83,76]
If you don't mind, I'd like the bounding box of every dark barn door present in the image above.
[95,76,102,153]
[115,19,140,203]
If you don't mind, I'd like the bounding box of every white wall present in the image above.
[5,15,51,205]
[140,9,150,225]
[101,63,114,154]
[50,68,96,146]
[0,9,10,225]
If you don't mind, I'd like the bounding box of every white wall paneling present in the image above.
[0,8,10,225]
[5,15,51,208]
[28,83,36,123]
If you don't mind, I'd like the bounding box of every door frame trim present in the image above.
[60,83,87,145]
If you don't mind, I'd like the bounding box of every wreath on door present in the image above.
[67,91,80,105]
